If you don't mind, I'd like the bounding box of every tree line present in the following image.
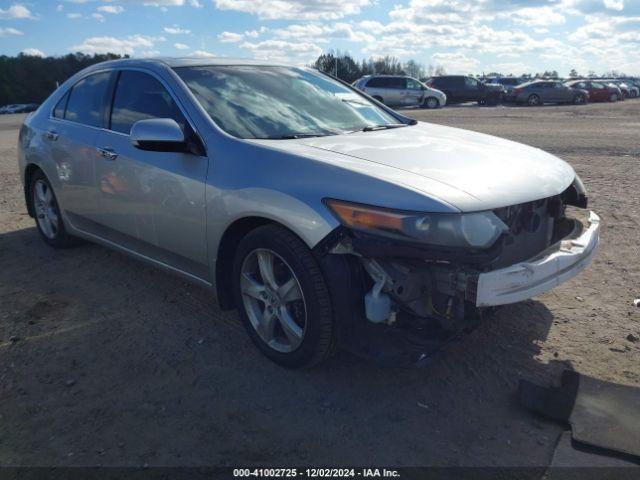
[313,52,446,84]
[0,52,125,106]
[0,51,632,106]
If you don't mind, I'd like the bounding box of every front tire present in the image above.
[573,94,587,105]
[30,170,78,248]
[232,224,334,368]
[423,96,440,109]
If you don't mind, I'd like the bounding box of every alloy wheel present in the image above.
[33,179,59,239]
[528,95,540,106]
[240,248,307,353]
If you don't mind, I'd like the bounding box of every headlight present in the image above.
[325,199,508,249]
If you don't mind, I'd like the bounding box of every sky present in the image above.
[0,0,639,76]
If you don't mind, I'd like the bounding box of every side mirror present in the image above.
[130,118,187,152]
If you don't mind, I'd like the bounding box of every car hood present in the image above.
[250,122,576,212]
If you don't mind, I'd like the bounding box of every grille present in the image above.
[491,195,564,268]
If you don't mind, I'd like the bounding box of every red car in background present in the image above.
[565,80,622,102]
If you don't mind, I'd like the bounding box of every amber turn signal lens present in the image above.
[326,200,404,231]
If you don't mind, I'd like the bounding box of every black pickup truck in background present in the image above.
[425,75,505,105]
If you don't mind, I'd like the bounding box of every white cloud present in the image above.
[604,0,624,11]
[431,52,479,73]
[240,39,322,63]
[164,25,191,34]
[218,31,244,43]
[67,13,82,19]
[22,48,45,57]
[214,0,371,20]
[273,22,374,43]
[506,7,565,26]
[174,42,189,49]
[190,49,216,57]
[92,12,105,22]
[0,27,23,37]
[56,4,64,12]
[0,4,34,20]
[97,5,124,14]
[71,35,165,55]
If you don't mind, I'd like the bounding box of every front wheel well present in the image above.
[214,216,278,310]
[23,163,43,218]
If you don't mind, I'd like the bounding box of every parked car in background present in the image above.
[18,58,598,367]
[602,81,629,99]
[610,80,638,98]
[564,80,621,102]
[622,78,640,94]
[505,80,589,106]
[0,103,39,114]
[352,75,446,109]
[425,75,504,105]
[0,104,22,114]
[489,77,522,93]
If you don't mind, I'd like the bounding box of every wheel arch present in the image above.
[23,163,43,218]
[214,215,336,310]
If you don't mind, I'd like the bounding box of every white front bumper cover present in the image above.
[475,211,600,307]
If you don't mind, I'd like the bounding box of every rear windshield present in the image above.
[174,65,398,140]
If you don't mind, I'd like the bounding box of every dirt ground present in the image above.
[0,101,638,470]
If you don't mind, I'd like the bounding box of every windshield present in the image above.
[175,65,401,139]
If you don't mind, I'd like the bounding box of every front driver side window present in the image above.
[406,78,422,90]
[110,70,186,135]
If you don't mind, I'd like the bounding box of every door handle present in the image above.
[45,130,59,141]
[97,147,118,161]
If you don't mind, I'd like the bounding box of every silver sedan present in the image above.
[18,58,599,367]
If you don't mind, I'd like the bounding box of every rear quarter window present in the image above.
[53,91,69,119]
[64,72,111,128]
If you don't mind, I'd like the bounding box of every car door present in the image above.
[588,82,606,101]
[47,70,113,232]
[383,77,403,106]
[463,77,481,102]
[553,82,571,102]
[404,77,424,106]
[93,69,209,279]
[536,82,552,102]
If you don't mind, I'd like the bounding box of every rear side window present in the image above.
[53,92,69,118]
[387,77,405,89]
[110,70,186,135]
[65,72,111,127]
[366,77,387,88]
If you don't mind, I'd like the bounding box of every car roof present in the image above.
[82,57,296,71]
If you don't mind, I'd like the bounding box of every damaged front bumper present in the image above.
[475,211,600,307]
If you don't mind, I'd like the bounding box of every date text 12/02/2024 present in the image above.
[233,468,401,478]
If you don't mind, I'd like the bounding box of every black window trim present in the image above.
[104,67,207,156]
[48,68,115,132]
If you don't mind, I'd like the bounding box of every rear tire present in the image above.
[527,94,541,106]
[29,170,79,248]
[232,224,335,368]
[372,95,384,104]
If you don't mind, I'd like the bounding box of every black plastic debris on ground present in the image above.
[519,369,640,471]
